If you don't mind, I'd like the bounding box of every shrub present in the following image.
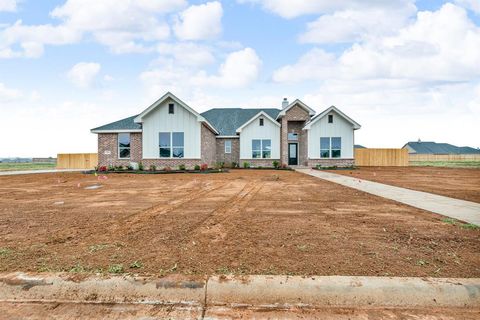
[200,163,208,171]
[150,164,156,171]
[138,162,144,171]
[215,162,225,169]
[108,165,114,171]
[194,164,201,171]
[99,166,107,172]
[272,160,279,169]
[115,165,124,171]
[108,264,124,274]
[178,164,186,171]
[127,165,134,171]
[231,162,238,168]
[164,166,172,171]
[243,162,250,168]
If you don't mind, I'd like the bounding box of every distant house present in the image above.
[403,141,480,154]
[354,144,366,149]
[91,92,361,168]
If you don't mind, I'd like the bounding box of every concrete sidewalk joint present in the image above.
[297,169,480,225]
[0,273,479,312]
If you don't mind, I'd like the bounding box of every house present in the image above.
[403,141,480,154]
[91,92,361,168]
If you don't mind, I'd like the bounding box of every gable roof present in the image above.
[303,105,361,130]
[201,108,281,136]
[403,141,480,154]
[133,92,219,134]
[91,115,142,133]
[236,111,281,133]
[276,99,316,119]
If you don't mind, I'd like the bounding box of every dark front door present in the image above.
[288,143,298,165]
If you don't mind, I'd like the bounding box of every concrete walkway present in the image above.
[297,169,480,225]
[0,169,87,176]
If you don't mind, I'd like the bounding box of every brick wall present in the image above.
[286,121,308,166]
[98,133,142,167]
[280,105,311,165]
[216,138,240,165]
[239,158,280,167]
[201,124,217,167]
[308,159,354,168]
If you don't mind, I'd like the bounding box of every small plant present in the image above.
[243,162,250,168]
[200,163,208,171]
[231,162,238,168]
[194,164,201,171]
[107,165,114,171]
[164,166,172,171]
[0,248,11,257]
[138,162,144,171]
[272,160,280,169]
[442,218,457,225]
[99,166,107,172]
[462,223,479,230]
[178,164,186,171]
[416,259,428,266]
[216,162,225,169]
[70,263,87,273]
[108,264,124,274]
[127,165,134,171]
[150,164,156,171]
[88,244,108,253]
[130,261,143,269]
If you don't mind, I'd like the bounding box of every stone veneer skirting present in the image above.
[308,159,354,167]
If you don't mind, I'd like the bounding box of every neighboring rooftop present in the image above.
[200,108,281,136]
[403,141,480,154]
[91,115,141,132]
[354,145,366,149]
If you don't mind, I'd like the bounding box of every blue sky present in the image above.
[1,0,479,157]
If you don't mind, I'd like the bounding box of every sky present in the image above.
[1,0,479,157]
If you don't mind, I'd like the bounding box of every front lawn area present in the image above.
[0,162,56,172]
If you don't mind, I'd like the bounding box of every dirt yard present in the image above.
[330,166,480,203]
[0,170,478,277]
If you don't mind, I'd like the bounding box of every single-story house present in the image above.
[403,141,480,154]
[91,92,361,168]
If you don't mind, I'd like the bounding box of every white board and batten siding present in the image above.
[239,114,281,159]
[142,98,201,159]
[307,111,354,159]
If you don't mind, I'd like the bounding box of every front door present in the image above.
[288,143,298,165]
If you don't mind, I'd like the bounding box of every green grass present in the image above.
[0,162,56,172]
[410,161,480,168]
[441,218,479,230]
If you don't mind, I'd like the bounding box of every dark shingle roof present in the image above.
[91,115,141,131]
[405,141,480,154]
[201,108,281,136]
[354,144,366,149]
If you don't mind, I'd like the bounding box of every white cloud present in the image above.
[455,0,480,14]
[275,4,480,83]
[67,62,101,88]
[174,1,223,40]
[238,0,415,19]
[193,48,261,88]
[0,0,17,12]
[0,82,21,101]
[0,0,187,57]
[156,42,215,67]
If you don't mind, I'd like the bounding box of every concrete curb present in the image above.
[0,273,479,311]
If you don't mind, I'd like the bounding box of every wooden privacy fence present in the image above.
[409,154,480,162]
[57,153,98,169]
[355,148,409,166]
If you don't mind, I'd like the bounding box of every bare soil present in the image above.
[0,170,478,277]
[330,166,480,203]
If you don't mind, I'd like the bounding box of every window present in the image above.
[172,132,184,158]
[168,103,174,114]
[159,132,171,158]
[320,137,330,158]
[159,132,184,158]
[252,139,271,158]
[225,140,232,154]
[331,137,341,158]
[118,133,131,159]
[320,137,342,158]
[328,114,333,123]
[288,132,298,141]
[259,118,264,126]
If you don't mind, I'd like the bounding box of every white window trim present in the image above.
[251,139,272,159]
[159,132,185,158]
[225,140,232,154]
[320,137,341,159]
[118,133,131,160]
